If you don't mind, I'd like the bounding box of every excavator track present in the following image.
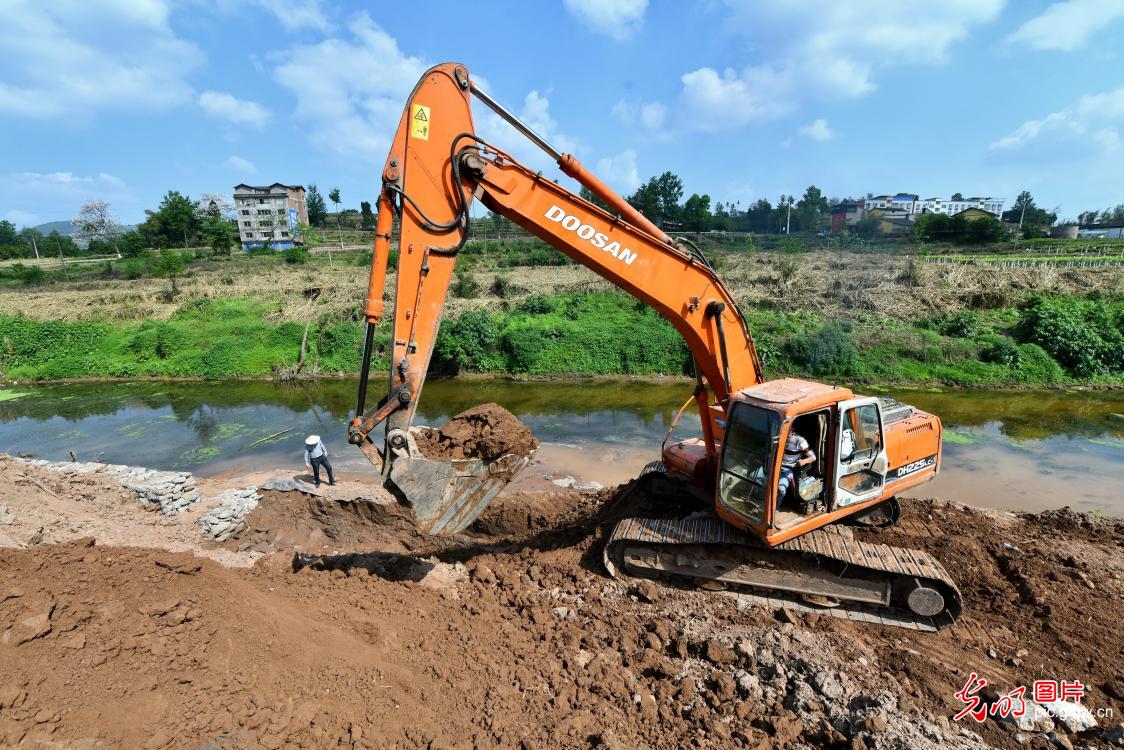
[604,515,962,631]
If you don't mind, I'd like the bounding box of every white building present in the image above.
[233,183,308,249]
[863,194,1004,218]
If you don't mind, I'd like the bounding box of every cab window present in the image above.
[841,404,881,462]
[718,404,778,524]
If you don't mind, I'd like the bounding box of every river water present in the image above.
[1,379,1121,516]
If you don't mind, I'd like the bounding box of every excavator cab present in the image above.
[714,383,895,544]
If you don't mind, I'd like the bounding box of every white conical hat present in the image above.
[305,435,320,445]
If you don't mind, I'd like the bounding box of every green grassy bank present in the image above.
[1,292,1121,388]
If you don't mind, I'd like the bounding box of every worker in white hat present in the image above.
[303,434,336,487]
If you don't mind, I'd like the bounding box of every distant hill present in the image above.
[30,220,137,237]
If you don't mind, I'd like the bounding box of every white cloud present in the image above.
[563,0,647,41]
[990,85,1124,153]
[272,16,582,183]
[207,0,331,33]
[0,0,203,118]
[226,156,258,174]
[676,0,1003,129]
[0,171,131,227]
[254,0,330,33]
[611,100,667,130]
[273,13,427,160]
[1008,0,1124,51]
[595,149,641,192]
[198,91,271,128]
[798,118,835,142]
[15,172,126,189]
[679,65,793,129]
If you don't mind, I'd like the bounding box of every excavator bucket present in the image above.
[382,425,535,536]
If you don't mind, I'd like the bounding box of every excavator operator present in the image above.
[778,430,816,505]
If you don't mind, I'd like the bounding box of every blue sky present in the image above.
[2,0,1123,227]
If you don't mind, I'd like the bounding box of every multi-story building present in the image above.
[830,200,865,233]
[233,183,308,249]
[863,194,1004,218]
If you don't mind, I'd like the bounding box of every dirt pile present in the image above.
[414,403,539,461]
[0,459,1121,749]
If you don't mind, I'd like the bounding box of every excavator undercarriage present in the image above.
[605,514,962,631]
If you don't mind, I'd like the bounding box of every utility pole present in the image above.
[30,235,39,260]
[785,200,792,235]
[54,235,69,282]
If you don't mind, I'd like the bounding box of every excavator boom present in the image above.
[348,62,765,532]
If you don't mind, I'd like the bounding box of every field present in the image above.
[0,240,1121,387]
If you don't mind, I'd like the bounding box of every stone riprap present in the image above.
[197,488,261,542]
[14,458,202,517]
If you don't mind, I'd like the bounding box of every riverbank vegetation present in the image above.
[0,240,1120,387]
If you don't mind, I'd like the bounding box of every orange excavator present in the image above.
[348,63,961,629]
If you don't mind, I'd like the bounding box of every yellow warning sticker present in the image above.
[410,104,430,141]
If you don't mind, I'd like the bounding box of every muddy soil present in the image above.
[0,457,1121,749]
[414,403,539,461]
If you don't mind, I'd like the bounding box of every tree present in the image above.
[626,179,660,221]
[1101,204,1124,224]
[19,227,43,259]
[795,185,828,232]
[1002,190,1056,233]
[153,249,186,296]
[951,192,964,201]
[117,231,148,258]
[682,193,712,232]
[776,194,795,233]
[653,172,684,224]
[73,199,122,258]
[746,198,773,233]
[627,172,684,226]
[156,191,199,248]
[307,184,327,227]
[0,220,18,245]
[194,192,234,221]
[201,217,237,255]
[360,200,375,230]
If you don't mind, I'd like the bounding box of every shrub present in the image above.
[1015,343,1064,385]
[979,336,1020,367]
[453,270,479,299]
[283,247,310,265]
[432,309,497,373]
[123,259,148,280]
[783,322,858,376]
[1015,297,1123,377]
[517,295,556,315]
[14,264,46,285]
[939,311,980,338]
[492,274,512,298]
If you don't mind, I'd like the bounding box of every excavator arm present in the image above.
[349,62,764,533]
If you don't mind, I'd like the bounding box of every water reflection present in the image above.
[1,379,1120,515]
